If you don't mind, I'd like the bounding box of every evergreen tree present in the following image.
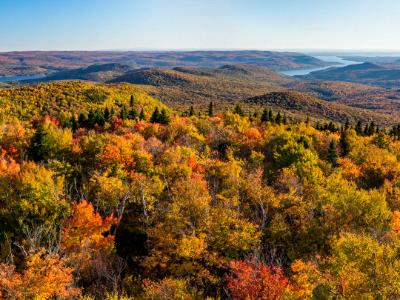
[261,109,269,122]
[283,113,287,125]
[70,115,78,133]
[150,107,160,123]
[130,95,135,107]
[344,118,350,130]
[87,109,96,128]
[208,101,214,117]
[28,123,47,162]
[368,121,376,136]
[327,140,338,166]
[139,108,145,121]
[95,109,105,126]
[119,105,128,120]
[275,112,282,125]
[355,121,363,135]
[268,109,273,123]
[189,106,195,117]
[159,108,170,125]
[78,112,87,128]
[340,130,351,156]
[129,108,138,120]
[104,107,110,122]
[233,104,244,116]
[363,124,369,136]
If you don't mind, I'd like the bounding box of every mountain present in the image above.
[0,50,331,77]
[109,64,293,110]
[245,91,396,125]
[41,63,132,82]
[301,62,400,88]
[286,80,400,114]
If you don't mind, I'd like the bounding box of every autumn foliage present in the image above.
[227,259,289,300]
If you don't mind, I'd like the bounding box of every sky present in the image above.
[1,0,400,51]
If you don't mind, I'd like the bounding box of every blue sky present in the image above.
[1,0,400,51]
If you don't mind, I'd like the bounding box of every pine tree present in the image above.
[275,112,282,125]
[368,121,375,136]
[283,113,287,125]
[340,130,350,156]
[28,123,47,162]
[70,115,78,133]
[268,109,273,123]
[78,112,87,128]
[355,121,363,135]
[208,101,214,117]
[159,108,170,125]
[344,118,350,130]
[119,105,128,120]
[327,140,338,166]
[363,124,369,136]
[139,108,145,121]
[104,107,110,122]
[189,106,195,117]
[87,109,96,128]
[261,109,269,122]
[129,108,138,120]
[150,107,160,123]
[234,104,244,116]
[130,95,135,107]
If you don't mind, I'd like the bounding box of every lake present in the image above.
[280,55,361,76]
[0,74,46,83]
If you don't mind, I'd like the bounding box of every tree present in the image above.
[130,95,135,107]
[208,101,214,117]
[339,130,350,156]
[189,106,195,117]
[119,105,129,120]
[355,121,363,135]
[327,140,338,166]
[233,104,244,116]
[275,112,282,125]
[261,109,269,122]
[159,108,170,125]
[344,118,350,130]
[150,107,160,123]
[139,108,146,121]
[227,258,289,300]
[28,123,47,162]
[0,249,80,299]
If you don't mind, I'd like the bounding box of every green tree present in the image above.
[339,130,350,156]
[233,104,244,116]
[150,107,160,123]
[327,140,338,166]
[208,101,214,117]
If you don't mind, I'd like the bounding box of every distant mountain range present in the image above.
[0,50,331,77]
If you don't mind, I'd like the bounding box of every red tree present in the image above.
[227,259,289,300]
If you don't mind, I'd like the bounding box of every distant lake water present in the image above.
[0,74,45,83]
[280,55,361,76]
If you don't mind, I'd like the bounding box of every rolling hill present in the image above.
[301,62,400,88]
[41,63,132,82]
[245,91,397,125]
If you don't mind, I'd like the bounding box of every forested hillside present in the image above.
[2,82,400,299]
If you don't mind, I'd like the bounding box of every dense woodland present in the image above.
[2,81,400,299]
